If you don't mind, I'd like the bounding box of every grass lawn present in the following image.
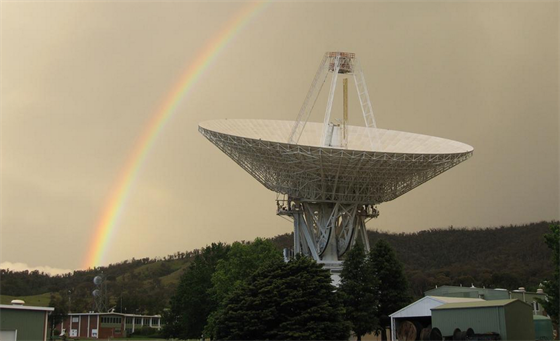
[1,292,53,306]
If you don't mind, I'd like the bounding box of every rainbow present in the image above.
[83,1,269,269]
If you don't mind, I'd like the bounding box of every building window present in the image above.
[135,318,142,324]
[101,316,122,324]
[72,317,79,322]
[152,317,159,325]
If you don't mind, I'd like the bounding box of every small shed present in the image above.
[431,299,535,340]
[0,302,54,341]
[389,296,484,341]
[533,315,553,341]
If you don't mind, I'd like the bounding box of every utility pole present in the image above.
[68,290,72,313]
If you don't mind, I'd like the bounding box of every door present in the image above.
[0,330,17,341]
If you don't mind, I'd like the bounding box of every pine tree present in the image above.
[339,242,379,341]
[539,223,559,326]
[204,238,283,338]
[214,255,350,340]
[370,239,412,341]
[161,243,230,339]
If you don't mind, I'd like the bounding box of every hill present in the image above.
[367,221,555,296]
[0,293,52,306]
[0,221,556,311]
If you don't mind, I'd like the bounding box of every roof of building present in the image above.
[0,304,54,312]
[424,285,511,300]
[425,285,509,293]
[430,296,486,303]
[66,312,160,318]
[390,296,484,318]
[432,299,527,310]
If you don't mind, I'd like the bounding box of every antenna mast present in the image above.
[92,273,108,313]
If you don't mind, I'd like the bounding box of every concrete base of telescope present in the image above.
[320,261,343,287]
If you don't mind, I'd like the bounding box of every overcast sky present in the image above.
[1,1,558,274]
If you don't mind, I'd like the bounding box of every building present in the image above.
[0,300,54,341]
[431,299,535,340]
[55,312,161,338]
[425,285,548,315]
[509,287,547,315]
[389,296,483,341]
[533,315,554,340]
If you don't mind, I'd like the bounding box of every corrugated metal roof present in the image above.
[431,296,485,303]
[424,286,510,300]
[432,299,518,310]
[390,296,484,318]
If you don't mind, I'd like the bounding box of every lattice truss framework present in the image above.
[199,127,472,205]
[291,201,373,261]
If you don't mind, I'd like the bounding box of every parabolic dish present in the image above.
[199,119,473,204]
[93,275,102,285]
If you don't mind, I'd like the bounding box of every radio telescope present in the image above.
[199,52,473,282]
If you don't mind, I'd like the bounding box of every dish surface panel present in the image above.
[199,119,473,204]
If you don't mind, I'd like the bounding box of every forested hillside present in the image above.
[0,221,555,313]
[370,221,554,296]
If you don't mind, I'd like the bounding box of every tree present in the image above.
[539,223,559,326]
[204,238,283,338]
[339,242,379,340]
[211,238,283,303]
[214,255,350,340]
[370,239,412,341]
[48,293,68,340]
[161,242,230,339]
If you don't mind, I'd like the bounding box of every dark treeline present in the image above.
[0,221,556,312]
[368,221,555,297]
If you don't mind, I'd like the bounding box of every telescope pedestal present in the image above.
[278,198,378,283]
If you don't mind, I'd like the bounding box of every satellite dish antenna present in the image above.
[199,52,473,280]
[92,273,108,312]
